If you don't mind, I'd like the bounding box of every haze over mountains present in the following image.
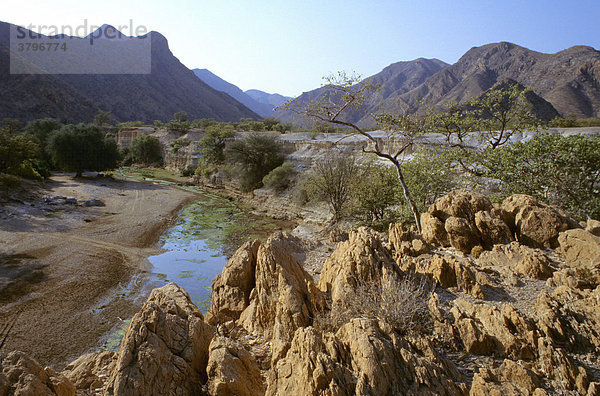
[276,42,600,127]
[0,21,259,123]
[193,69,291,117]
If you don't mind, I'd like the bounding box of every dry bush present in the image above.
[315,273,433,335]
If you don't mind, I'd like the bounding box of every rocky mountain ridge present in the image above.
[276,42,600,127]
[0,21,259,123]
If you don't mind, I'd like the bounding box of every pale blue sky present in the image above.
[2,0,599,96]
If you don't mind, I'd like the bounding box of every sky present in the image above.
[2,0,600,97]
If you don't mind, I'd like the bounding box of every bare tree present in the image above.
[282,72,426,232]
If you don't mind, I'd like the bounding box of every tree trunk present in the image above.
[392,161,422,233]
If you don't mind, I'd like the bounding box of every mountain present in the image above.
[192,69,274,117]
[245,89,292,109]
[0,21,259,123]
[275,58,448,127]
[276,42,600,127]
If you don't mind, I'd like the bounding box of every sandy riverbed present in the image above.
[0,173,196,368]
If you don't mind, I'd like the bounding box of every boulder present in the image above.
[0,351,75,396]
[81,199,105,207]
[62,351,116,393]
[477,242,554,280]
[502,194,579,248]
[388,222,429,257]
[318,228,398,305]
[449,299,537,359]
[586,219,600,237]
[445,216,481,253]
[429,190,492,223]
[536,337,590,394]
[207,336,264,396]
[420,212,450,247]
[469,359,541,396]
[106,283,213,396]
[558,229,600,269]
[474,210,514,249]
[206,240,260,325]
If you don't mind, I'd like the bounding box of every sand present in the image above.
[0,173,196,368]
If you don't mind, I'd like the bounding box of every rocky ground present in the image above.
[3,189,598,395]
[0,173,196,368]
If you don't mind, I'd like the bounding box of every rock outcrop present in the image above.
[421,190,513,253]
[0,351,75,396]
[206,240,260,325]
[106,283,213,395]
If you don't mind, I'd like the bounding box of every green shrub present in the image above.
[225,133,284,192]
[197,124,235,165]
[262,162,297,190]
[181,165,196,177]
[170,137,191,153]
[130,135,163,166]
[0,173,21,189]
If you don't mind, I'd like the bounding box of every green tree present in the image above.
[130,135,163,165]
[262,162,297,191]
[225,133,284,191]
[93,110,113,126]
[351,160,400,230]
[262,117,281,131]
[167,112,191,133]
[48,124,119,177]
[197,124,235,165]
[0,128,42,177]
[479,133,600,220]
[24,118,62,164]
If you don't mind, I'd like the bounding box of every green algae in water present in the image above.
[101,319,131,352]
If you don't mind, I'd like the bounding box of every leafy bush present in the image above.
[0,129,41,176]
[479,133,600,220]
[191,118,218,129]
[197,124,235,165]
[181,165,196,177]
[0,173,21,189]
[225,133,284,191]
[262,162,297,190]
[117,121,146,127]
[170,137,191,153]
[351,161,400,231]
[166,112,191,133]
[130,135,163,166]
[93,110,113,126]
[48,124,119,177]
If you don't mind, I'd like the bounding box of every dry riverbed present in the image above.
[0,173,196,368]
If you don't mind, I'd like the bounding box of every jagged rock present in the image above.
[267,326,352,395]
[106,283,213,396]
[401,254,484,298]
[238,233,325,363]
[0,351,75,396]
[450,299,537,359]
[423,191,514,253]
[62,351,116,393]
[536,337,589,394]
[329,228,349,243]
[318,227,398,305]
[558,229,600,270]
[477,242,554,280]
[420,212,450,247]
[535,287,600,351]
[469,359,541,396]
[445,216,481,253]
[269,319,465,395]
[206,240,260,325]
[474,210,514,249]
[207,336,264,396]
[586,219,600,237]
[388,222,429,257]
[502,194,579,248]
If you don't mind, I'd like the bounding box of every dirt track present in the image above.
[0,174,195,368]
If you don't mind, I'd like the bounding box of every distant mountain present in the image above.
[245,89,292,109]
[275,58,448,127]
[276,43,600,127]
[0,21,259,123]
[192,69,273,117]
